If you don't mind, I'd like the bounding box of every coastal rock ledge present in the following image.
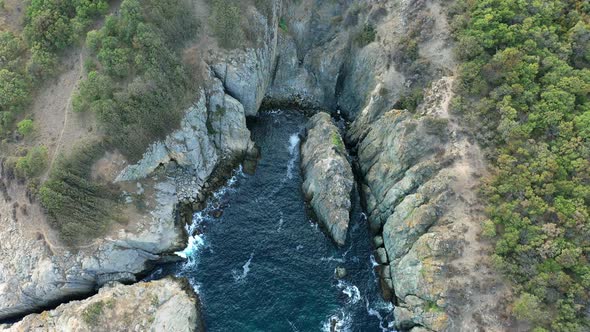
[0,278,203,332]
[301,112,354,246]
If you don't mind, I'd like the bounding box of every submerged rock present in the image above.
[301,112,354,246]
[334,267,347,279]
[0,278,203,332]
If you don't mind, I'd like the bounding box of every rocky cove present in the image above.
[147,109,392,331]
[0,0,510,331]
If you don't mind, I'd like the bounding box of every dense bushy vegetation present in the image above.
[39,142,117,245]
[451,0,590,330]
[15,145,48,178]
[2,145,49,179]
[0,0,108,137]
[73,0,199,160]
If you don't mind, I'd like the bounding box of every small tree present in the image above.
[17,119,34,136]
[16,146,48,178]
[513,293,545,324]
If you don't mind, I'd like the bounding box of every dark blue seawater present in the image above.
[149,110,394,331]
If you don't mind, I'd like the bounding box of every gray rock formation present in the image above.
[0,278,203,332]
[301,112,354,246]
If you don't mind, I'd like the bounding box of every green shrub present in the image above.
[0,0,108,139]
[25,45,58,81]
[72,71,114,113]
[83,58,98,73]
[0,69,30,113]
[82,301,104,326]
[0,32,26,70]
[354,24,376,47]
[40,142,117,245]
[24,0,108,52]
[513,293,545,324]
[481,219,496,238]
[331,131,345,152]
[15,146,47,178]
[0,111,14,136]
[395,87,424,112]
[16,119,34,136]
[279,17,288,32]
[425,300,443,313]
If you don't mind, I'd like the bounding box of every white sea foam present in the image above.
[286,133,301,179]
[232,252,254,283]
[370,254,379,267]
[175,166,244,266]
[342,244,353,258]
[320,256,345,263]
[321,310,352,332]
[337,280,361,304]
[277,212,284,232]
[213,165,243,201]
[365,298,396,332]
[309,219,319,230]
[287,319,300,332]
[176,234,205,259]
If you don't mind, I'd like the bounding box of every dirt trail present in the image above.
[438,77,514,330]
[44,53,85,177]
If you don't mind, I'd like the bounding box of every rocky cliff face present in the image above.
[301,112,354,246]
[266,0,510,330]
[0,278,202,332]
[350,78,510,331]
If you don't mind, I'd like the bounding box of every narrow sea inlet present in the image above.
[150,110,392,331]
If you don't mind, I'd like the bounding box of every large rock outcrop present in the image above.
[350,78,511,331]
[301,112,354,246]
[0,278,203,332]
[0,166,186,321]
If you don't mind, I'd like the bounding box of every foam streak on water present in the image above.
[232,252,254,283]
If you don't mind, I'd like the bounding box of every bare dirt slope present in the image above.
[427,77,515,331]
[32,51,99,179]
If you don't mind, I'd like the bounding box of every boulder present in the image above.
[334,267,347,279]
[301,112,354,246]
